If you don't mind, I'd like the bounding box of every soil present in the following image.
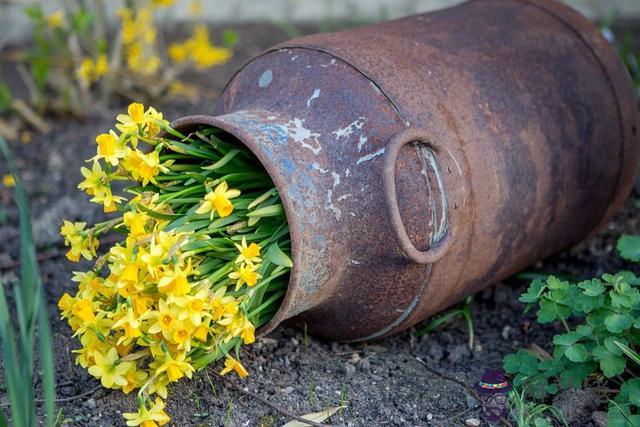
[0,21,639,427]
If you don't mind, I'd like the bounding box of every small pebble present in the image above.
[83,398,96,410]
[465,418,481,427]
[426,413,433,421]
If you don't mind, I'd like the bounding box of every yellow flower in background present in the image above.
[46,10,64,28]
[94,54,109,79]
[2,174,15,187]
[76,55,108,87]
[168,24,232,70]
[123,397,170,427]
[234,237,261,265]
[220,355,248,378]
[196,181,240,219]
[229,262,261,290]
[88,347,133,389]
[190,0,202,16]
[151,0,175,7]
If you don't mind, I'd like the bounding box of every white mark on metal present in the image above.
[333,117,366,141]
[356,147,385,164]
[349,212,356,217]
[337,193,351,201]
[311,162,328,174]
[258,70,273,88]
[306,65,312,68]
[306,89,321,107]
[291,55,299,61]
[357,135,368,152]
[350,259,361,265]
[331,171,340,187]
[325,171,342,221]
[345,168,350,177]
[283,118,322,155]
[266,116,277,121]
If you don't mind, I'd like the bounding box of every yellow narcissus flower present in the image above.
[112,307,145,344]
[234,237,262,265]
[78,161,108,197]
[2,174,15,187]
[123,211,149,237]
[123,397,170,427]
[46,11,64,28]
[196,181,240,219]
[220,355,248,378]
[157,264,191,296]
[95,131,125,166]
[148,299,178,339]
[60,220,99,262]
[229,262,261,290]
[71,298,95,323]
[122,364,148,394]
[154,351,194,382]
[175,288,208,326]
[88,347,133,389]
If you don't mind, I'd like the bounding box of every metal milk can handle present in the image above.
[383,128,454,265]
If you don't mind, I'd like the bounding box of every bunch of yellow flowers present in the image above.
[59,103,291,425]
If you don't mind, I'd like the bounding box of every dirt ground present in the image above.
[1,21,640,427]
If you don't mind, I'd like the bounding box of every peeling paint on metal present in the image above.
[258,70,273,88]
[283,118,322,155]
[357,135,368,152]
[356,147,385,164]
[306,89,321,107]
[332,117,367,141]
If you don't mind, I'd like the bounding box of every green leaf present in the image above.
[533,418,552,427]
[601,355,626,378]
[553,332,580,346]
[564,343,589,362]
[264,242,292,268]
[617,235,640,262]
[613,340,640,367]
[576,325,593,336]
[604,313,633,334]
[578,278,605,296]
[519,279,545,303]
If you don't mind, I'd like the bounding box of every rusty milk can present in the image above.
[173,0,640,341]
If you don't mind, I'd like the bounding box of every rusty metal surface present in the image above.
[174,0,640,341]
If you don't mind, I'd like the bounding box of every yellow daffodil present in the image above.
[88,347,133,389]
[94,131,125,166]
[60,220,99,262]
[122,364,148,394]
[148,299,178,339]
[168,25,232,70]
[157,265,190,297]
[113,307,144,344]
[123,211,149,237]
[2,174,15,187]
[229,262,261,290]
[123,397,170,426]
[234,237,261,265]
[196,181,240,219]
[154,351,194,382]
[220,355,248,378]
[78,161,108,197]
[46,11,64,28]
